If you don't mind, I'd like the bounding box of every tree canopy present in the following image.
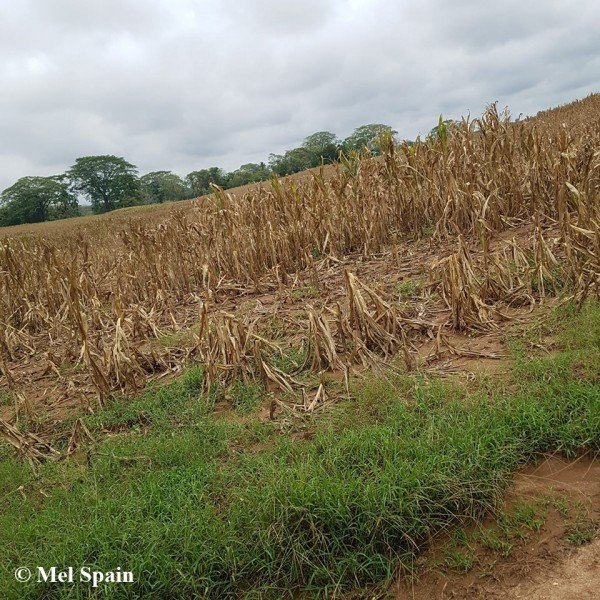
[0,176,78,226]
[140,171,190,204]
[1,121,408,227]
[342,124,398,155]
[186,168,228,197]
[269,131,340,177]
[226,163,271,188]
[68,155,141,214]
[302,131,340,163]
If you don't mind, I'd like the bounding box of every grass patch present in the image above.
[0,390,13,406]
[497,500,546,540]
[477,529,513,557]
[394,278,421,299]
[564,500,598,546]
[291,285,318,300]
[270,345,308,375]
[152,328,196,348]
[566,516,597,546]
[552,494,570,517]
[227,380,264,415]
[84,366,208,433]
[443,548,476,573]
[0,302,599,598]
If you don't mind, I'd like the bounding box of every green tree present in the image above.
[0,176,79,226]
[302,131,340,164]
[267,154,286,176]
[268,147,314,177]
[140,171,190,204]
[342,124,398,155]
[186,167,227,197]
[226,163,271,188]
[68,155,141,214]
[269,132,341,178]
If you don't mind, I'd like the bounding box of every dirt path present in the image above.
[395,456,600,599]
[510,537,600,599]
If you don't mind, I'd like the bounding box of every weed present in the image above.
[154,328,196,348]
[477,529,513,557]
[227,380,264,414]
[394,279,420,299]
[566,516,597,546]
[271,345,308,375]
[511,501,546,533]
[84,366,206,432]
[552,495,570,518]
[291,285,318,300]
[444,548,476,573]
[0,391,13,406]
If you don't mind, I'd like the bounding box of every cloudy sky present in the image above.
[1,0,599,190]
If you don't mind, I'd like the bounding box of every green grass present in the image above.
[291,285,318,300]
[497,500,546,540]
[394,279,420,299]
[83,367,209,433]
[552,494,570,517]
[439,497,547,569]
[0,302,599,598]
[270,345,308,375]
[152,328,196,349]
[443,548,476,573]
[477,529,513,557]
[565,516,597,546]
[227,380,264,414]
[563,500,598,546]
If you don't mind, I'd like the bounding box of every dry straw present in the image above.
[0,98,598,406]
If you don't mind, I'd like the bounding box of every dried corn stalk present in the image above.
[0,418,60,468]
[198,311,297,393]
[306,306,344,372]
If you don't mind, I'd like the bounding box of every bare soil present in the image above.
[2,222,549,432]
[395,456,600,599]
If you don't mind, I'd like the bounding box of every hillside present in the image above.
[1,92,596,243]
[0,94,599,599]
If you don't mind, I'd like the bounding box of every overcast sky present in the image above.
[1,0,599,191]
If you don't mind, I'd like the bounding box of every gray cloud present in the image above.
[1,0,599,190]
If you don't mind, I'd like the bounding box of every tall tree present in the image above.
[140,171,189,204]
[186,167,227,197]
[343,124,398,155]
[0,176,79,226]
[226,163,271,188]
[268,147,314,177]
[68,155,140,214]
[302,131,340,164]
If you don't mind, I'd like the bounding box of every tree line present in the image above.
[0,123,398,227]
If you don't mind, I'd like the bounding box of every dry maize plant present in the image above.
[198,310,296,394]
[338,270,427,371]
[303,272,428,373]
[0,95,598,425]
[306,306,344,373]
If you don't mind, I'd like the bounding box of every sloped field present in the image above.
[0,95,599,599]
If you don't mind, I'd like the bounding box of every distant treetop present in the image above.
[1,120,404,227]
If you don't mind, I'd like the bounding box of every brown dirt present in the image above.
[1,227,542,432]
[394,455,600,599]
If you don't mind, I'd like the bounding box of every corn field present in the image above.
[1,96,599,442]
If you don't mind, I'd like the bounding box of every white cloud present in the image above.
[0,0,599,190]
